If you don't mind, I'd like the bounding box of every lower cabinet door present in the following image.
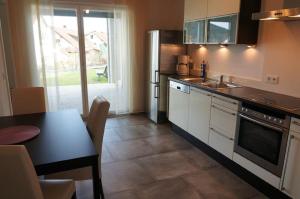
[209,128,234,159]
[188,88,212,144]
[169,87,189,131]
[282,131,300,198]
[210,103,237,139]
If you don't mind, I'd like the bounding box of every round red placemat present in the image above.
[0,125,40,145]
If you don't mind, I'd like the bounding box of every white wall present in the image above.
[188,0,300,98]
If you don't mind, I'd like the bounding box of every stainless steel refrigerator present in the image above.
[146,30,186,123]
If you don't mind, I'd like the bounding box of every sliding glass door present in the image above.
[82,10,112,110]
[51,8,84,113]
[50,6,115,116]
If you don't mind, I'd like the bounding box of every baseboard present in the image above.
[171,123,291,199]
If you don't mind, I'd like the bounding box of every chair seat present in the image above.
[40,180,75,199]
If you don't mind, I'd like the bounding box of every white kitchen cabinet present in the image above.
[188,87,212,144]
[207,0,240,17]
[209,94,238,160]
[209,128,234,159]
[184,0,207,21]
[210,103,237,139]
[282,131,300,198]
[169,87,189,131]
[290,118,300,133]
[212,94,239,111]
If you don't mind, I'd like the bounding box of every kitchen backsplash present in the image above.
[187,18,300,98]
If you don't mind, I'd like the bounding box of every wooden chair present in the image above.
[11,87,46,115]
[0,145,76,199]
[47,96,110,198]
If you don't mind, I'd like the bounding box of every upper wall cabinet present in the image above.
[184,0,207,21]
[183,0,261,45]
[207,0,240,17]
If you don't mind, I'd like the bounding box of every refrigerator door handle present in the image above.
[154,70,159,83]
[154,84,159,99]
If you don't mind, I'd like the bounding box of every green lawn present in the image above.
[46,68,108,86]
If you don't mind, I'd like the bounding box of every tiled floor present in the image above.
[76,114,266,199]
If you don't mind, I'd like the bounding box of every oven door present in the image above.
[234,113,289,177]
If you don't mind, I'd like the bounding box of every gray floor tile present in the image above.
[102,160,155,194]
[101,144,116,164]
[76,180,93,199]
[136,178,202,199]
[137,151,199,180]
[77,115,264,198]
[115,125,163,141]
[179,148,220,170]
[182,167,264,199]
[104,128,123,142]
[144,133,193,153]
[105,139,155,161]
[106,190,140,199]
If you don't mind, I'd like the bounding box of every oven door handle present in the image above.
[239,114,284,132]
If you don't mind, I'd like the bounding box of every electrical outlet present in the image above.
[266,75,279,84]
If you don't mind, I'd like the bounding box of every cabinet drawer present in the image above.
[212,94,239,111]
[209,129,234,159]
[210,103,237,139]
[290,118,300,133]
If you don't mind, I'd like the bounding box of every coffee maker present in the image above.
[176,55,189,76]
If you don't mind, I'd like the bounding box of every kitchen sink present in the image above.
[199,82,241,89]
[180,77,203,81]
[180,77,204,83]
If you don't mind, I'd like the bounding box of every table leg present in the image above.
[92,160,101,199]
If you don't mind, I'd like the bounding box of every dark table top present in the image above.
[0,110,98,175]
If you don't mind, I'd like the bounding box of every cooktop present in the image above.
[247,93,300,112]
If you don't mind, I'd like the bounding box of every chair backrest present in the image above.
[11,87,46,115]
[86,96,110,157]
[0,145,43,199]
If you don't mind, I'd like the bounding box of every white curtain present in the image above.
[108,6,133,115]
[33,1,60,112]
[9,1,135,115]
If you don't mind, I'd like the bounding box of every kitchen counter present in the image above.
[169,75,300,119]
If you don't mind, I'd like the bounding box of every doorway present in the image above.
[47,6,116,117]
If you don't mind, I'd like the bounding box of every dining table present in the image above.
[0,109,102,199]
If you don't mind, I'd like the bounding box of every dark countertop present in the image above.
[168,75,300,119]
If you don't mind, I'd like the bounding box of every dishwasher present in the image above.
[168,81,190,131]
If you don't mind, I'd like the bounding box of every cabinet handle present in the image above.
[213,96,238,105]
[212,105,236,116]
[210,127,234,141]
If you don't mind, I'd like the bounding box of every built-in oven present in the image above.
[234,103,291,177]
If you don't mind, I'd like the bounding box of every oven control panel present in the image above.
[240,107,290,129]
